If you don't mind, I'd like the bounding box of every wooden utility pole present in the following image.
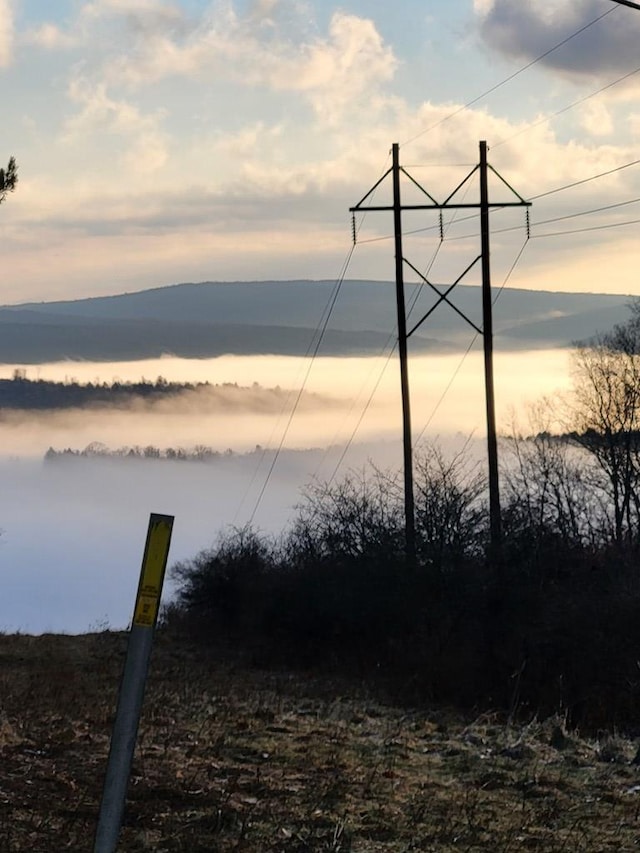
[391,143,416,564]
[351,142,530,557]
[479,141,501,547]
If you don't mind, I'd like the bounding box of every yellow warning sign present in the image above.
[133,515,174,628]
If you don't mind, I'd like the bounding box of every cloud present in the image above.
[81,0,186,28]
[578,100,614,137]
[7,0,640,308]
[476,0,640,81]
[24,23,79,50]
[64,77,169,173]
[0,0,14,67]
[94,6,396,122]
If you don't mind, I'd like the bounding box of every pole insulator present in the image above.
[526,209,530,240]
[439,211,444,241]
[351,213,357,245]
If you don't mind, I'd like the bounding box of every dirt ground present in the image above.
[1,631,640,851]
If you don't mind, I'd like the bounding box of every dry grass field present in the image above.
[2,631,640,851]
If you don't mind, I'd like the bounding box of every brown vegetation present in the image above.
[3,631,640,851]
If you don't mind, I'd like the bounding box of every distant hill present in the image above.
[0,280,632,363]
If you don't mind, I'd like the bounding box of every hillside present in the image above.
[0,280,631,363]
[2,631,640,851]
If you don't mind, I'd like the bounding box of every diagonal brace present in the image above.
[405,255,483,338]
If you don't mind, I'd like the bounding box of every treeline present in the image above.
[165,302,640,733]
[44,442,242,462]
[0,372,243,410]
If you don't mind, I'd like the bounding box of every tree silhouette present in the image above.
[568,302,640,546]
[0,157,18,204]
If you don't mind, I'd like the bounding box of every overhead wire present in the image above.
[242,152,393,524]
[326,344,397,486]
[326,189,472,485]
[232,271,355,523]
[431,194,640,243]
[334,164,640,466]
[414,236,530,448]
[321,1,636,479]
[492,63,640,150]
[532,215,640,239]
[230,1,638,528]
[355,155,640,247]
[247,5,634,503]
[530,157,640,201]
[246,243,355,526]
[329,231,531,481]
[401,6,618,148]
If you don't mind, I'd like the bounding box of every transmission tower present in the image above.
[350,141,531,563]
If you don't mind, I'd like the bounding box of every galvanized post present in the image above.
[94,513,174,853]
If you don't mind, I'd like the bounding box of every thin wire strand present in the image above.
[357,155,640,248]
[532,215,640,239]
[493,63,640,149]
[531,157,640,200]
[244,152,394,523]
[325,190,473,485]
[535,195,640,225]
[247,244,356,525]
[440,194,640,242]
[415,238,529,448]
[327,343,397,487]
[232,265,351,525]
[401,7,617,148]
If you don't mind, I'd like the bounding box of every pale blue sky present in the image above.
[2,0,640,302]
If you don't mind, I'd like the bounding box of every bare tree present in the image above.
[503,402,603,551]
[413,442,487,569]
[567,303,640,546]
[0,157,18,204]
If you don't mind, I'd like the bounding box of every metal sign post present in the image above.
[94,513,174,853]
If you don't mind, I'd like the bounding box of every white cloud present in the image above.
[578,101,614,137]
[473,0,495,14]
[6,0,640,307]
[64,77,169,173]
[81,0,184,24]
[94,7,396,123]
[0,0,14,67]
[24,23,79,50]
[629,113,640,137]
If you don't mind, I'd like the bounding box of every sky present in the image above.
[3,0,640,304]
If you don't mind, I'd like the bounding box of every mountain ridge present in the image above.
[0,280,632,363]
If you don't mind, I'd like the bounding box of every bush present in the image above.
[167,445,640,732]
[171,526,278,642]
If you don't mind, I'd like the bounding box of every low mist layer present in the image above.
[0,441,412,634]
[0,347,573,633]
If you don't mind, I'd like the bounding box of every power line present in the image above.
[327,343,397,487]
[247,244,355,525]
[330,237,531,482]
[329,216,527,486]
[438,194,640,242]
[531,157,640,200]
[415,237,529,447]
[327,191,475,484]
[493,64,640,150]
[532,215,640,239]
[401,6,617,148]
[237,151,394,525]
[609,0,640,11]
[232,270,346,526]
[534,195,640,226]
[358,156,640,248]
